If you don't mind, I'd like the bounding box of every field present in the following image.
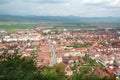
[0,21,41,33]
[0,21,93,30]
[0,21,120,34]
[0,23,40,29]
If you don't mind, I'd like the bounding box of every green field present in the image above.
[5,29,23,34]
[0,21,41,34]
[0,23,40,29]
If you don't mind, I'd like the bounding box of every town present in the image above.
[0,26,120,79]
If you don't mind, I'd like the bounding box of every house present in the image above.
[65,65,73,76]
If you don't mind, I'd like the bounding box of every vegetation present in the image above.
[0,50,43,80]
[71,73,102,80]
[5,29,22,34]
[54,38,60,42]
[68,43,92,48]
[99,42,107,47]
[0,50,114,80]
[70,55,113,80]
[41,63,66,80]
[0,24,40,29]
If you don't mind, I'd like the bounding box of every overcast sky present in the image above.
[0,0,120,17]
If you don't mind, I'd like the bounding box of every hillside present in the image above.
[0,15,120,23]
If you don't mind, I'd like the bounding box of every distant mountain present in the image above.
[0,15,120,23]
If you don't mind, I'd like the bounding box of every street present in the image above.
[46,36,57,66]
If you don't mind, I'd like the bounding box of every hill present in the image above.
[0,15,120,23]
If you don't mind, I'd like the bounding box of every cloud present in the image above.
[81,0,120,8]
[107,0,120,8]
[0,0,68,5]
[26,0,67,4]
[0,0,12,4]
[0,0,120,17]
[81,0,103,4]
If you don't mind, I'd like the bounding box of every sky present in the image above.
[0,0,120,17]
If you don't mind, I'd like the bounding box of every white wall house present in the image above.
[57,57,62,63]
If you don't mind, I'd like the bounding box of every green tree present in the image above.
[41,63,66,80]
[71,73,111,80]
[0,50,43,80]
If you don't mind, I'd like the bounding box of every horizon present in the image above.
[0,14,120,18]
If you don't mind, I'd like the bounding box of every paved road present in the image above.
[18,43,28,53]
[46,36,57,66]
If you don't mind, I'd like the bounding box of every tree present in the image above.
[0,50,43,80]
[71,73,112,80]
[41,63,66,80]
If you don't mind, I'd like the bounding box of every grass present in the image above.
[0,24,40,29]
[6,29,22,34]
[0,22,41,34]
[0,21,41,30]
[68,43,92,48]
